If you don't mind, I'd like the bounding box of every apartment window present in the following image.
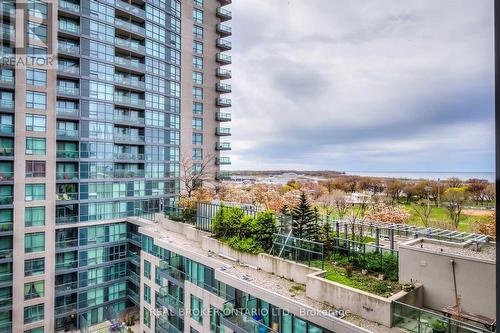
[25,184,45,201]
[193,0,203,7]
[25,232,45,253]
[26,91,46,109]
[25,258,45,276]
[26,138,46,155]
[24,280,44,300]
[25,206,45,227]
[89,0,114,23]
[192,118,203,130]
[146,40,166,59]
[89,40,114,62]
[193,56,203,69]
[24,303,44,324]
[192,163,202,175]
[170,33,181,50]
[170,65,180,81]
[170,114,180,129]
[146,22,166,43]
[193,102,203,115]
[192,133,203,145]
[192,87,203,100]
[26,114,46,132]
[145,75,166,93]
[89,20,114,43]
[191,295,203,323]
[193,8,203,24]
[27,45,47,62]
[170,82,180,97]
[89,61,114,82]
[26,161,46,178]
[193,25,203,39]
[143,308,151,328]
[89,81,113,101]
[26,69,47,87]
[192,148,202,161]
[27,21,47,42]
[144,284,151,303]
[143,260,151,279]
[28,0,48,19]
[193,41,203,54]
[192,72,203,85]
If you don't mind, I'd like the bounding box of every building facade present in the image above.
[0,0,231,330]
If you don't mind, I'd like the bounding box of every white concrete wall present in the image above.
[399,239,496,320]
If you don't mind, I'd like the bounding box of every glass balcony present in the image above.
[216,7,232,21]
[128,270,140,285]
[216,142,231,150]
[115,19,145,36]
[216,82,232,93]
[216,127,231,136]
[216,112,231,122]
[0,26,15,42]
[216,157,231,165]
[216,23,232,36]
[114,95,145,108]
[157,316,182,333]
[59,0,80,13]
[128,289,139,304]
[127,250,140,265]
[0,100,13,110]
[0,221,12,233]
[56,150,79,158]
[0,75,13,85]
[220,302,278,333]
[0,296,11,309]
[56,215,78,224]
[56,261,78,272]
[0,195,12,205]
[58,43,79,55]
[158,260,186,283]
[114,114,145,125]
[114,169,145,178]
[115,0,145,19]
[57,107,79,117]
[115,38,145,54]
[216,68,232,79]
[114,76,145,90]
[114,57,145,72]
[1,2,15,16]
[158,287,184,312]
[58,66,80,75]
[216,38,232,51]
[113,152,145,161]
[54,302,77,314]
[0,148,13,157]
[114,133,145,143]
[58,23,80,34]
[56,171,78,180]
[55,281,78,294]
[56,192,79,201]
[127,232,141,244]
[0,171,13,181]
[55,238,78,249]
[56,129,79,139]
[0,249,12,260]
[0,322,11,333]
[0,124,13,135]
[216,53,232,65]
[216,171,231,180]
[219,0,232,5]
[57,86,79,96]
[216,97,232,107]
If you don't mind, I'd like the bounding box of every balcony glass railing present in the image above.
[56,129,79,138]
[56,215,79,224]
[0,249,12,259]
[128,270,140,284]
[59,0,80,12]
[217,23,232,34]
[0,271,12,283]
[128,289,139,304]
[115,38,145,53]
[0,27,15,41]
[216,7,232,18]
[216,157,231,165]
[0,100,13,110]
[157,316,182,333]
[217,38,232,49]
[114,76,145,89]
[216,171,232,180]
[0,171,13,180]
[216,98,232,107]
[0,75,13,85]
[115,19,145,35]
[114,114,145,124]
[57,107,79,116]
[56,150,79,158]
[58,23,80,34]
[216,112,231,121]
[216,53,232,63]
[55,281,78,294]
[216,142,231,150]
[158,287,184,311]
[56,171,78,180]
[0,221,12,232]
[216,83,232,92]
[216,127,231,136]
[127,232,141,244]
[114,169,145,178]
[114,133,145,142]
[216,68,232,78]
[113,152,145,160]
[114,95,145,108]
[54,302,77,314]
[114,57,145,71]
[0,148,13,157]
[55,261,78,271]
[56,192,78,201]
[158,260,186,282]
[58,43,79,55]
[55,238,78,249]
[58,66,79,75]
[57,86,79,96]
[115,0,145,17]
[220,302,278,333]
[0,124,13,134]
[0,195,12,205]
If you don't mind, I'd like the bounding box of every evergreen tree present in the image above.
[291,192,319,240]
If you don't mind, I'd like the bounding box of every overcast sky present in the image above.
[226,0,494,172]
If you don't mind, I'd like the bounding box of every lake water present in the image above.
[345,171,496,182]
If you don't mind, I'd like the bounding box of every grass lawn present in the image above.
[318,261,401,297]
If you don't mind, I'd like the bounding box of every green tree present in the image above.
[212,205,244,238]
[252,211,277,251]
[291,192,318,240]
[443,187,468,229]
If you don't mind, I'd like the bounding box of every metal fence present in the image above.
[269,233,324,269]
[330,236,399,280]
[195,202,259,232]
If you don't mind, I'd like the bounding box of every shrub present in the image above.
[225,236,263,254]
[252,210,277,251]
[212,205,245,238]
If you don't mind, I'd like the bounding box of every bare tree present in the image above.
[443,187,468,229]
[180,153,216,198]
[331,190,349,220]
[411,200,434,227]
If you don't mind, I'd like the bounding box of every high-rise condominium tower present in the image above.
[0,0,231,330]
